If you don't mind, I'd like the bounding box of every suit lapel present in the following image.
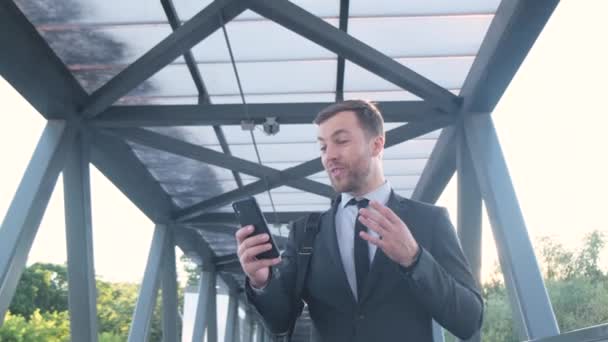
[321,197,357,306]
[359,191,407,304]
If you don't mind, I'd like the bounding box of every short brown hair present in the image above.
[313,99,384,138]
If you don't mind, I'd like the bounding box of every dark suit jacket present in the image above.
[246,191,483,342]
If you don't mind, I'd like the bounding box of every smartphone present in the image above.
[232,197,280,259]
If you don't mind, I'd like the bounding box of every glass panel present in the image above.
[41,24,175,94]
[119,64,199,99]
[113,60,338,101]
[224,60,338,95]
[384,138,437,160]
[349,0,500,16]
[227,144,262,163]
[261,188,330,206]
[344,90,459,101]
[38,25,173,67]
[262,204,329,212]
[198,230,237,257]
[15,0,170,24]
[212,14,338,61]
[344,57,473,93]
[189,11,339,99]
[222,124,317,145]
[211,92,335,104]
[385,175,419,190]
[384,124,442,139]
[126,141,238,208]
[348,16,492,57]
[181,29,231,63]
[143,126,220,147]
[174,2,339,21]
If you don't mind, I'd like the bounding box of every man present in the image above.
[235,100,483,341]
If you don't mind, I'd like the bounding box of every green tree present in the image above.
[540,230,606,281]
[4,263,170,342]
[96,280,139,338]
[9,263,68,319]
[469,230,608,342]
[180,254,201,287]
[96,280,167,341]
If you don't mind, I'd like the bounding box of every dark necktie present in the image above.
[347,198,370,298]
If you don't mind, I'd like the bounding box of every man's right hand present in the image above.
[235,225,282,289]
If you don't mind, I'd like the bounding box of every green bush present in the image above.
[0,310,69,342]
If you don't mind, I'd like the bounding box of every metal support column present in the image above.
[265,330,273,342]
[192,268,217,341]
[128,224,167,341]
[432,321,445,342]
[162,228,179,342]
[225,293,239,342]
[244,310,255,342]
[463,114,559,340]
[456,122,483,342]
[235,301,241,342]
[248,317,255,342]
[0,121,75,323]
[255,322,263,342]
[207,270,218,342]
[63,131,98,341]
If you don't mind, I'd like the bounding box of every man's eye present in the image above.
[336,140,348,144]
[320,146,327,152]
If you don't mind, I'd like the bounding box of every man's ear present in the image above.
[371,134,385,157]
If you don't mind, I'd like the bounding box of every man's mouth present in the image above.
[330,167,345,178]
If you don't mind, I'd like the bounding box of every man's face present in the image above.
[317,111,380,194]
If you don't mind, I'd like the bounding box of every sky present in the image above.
[1,0,607,290]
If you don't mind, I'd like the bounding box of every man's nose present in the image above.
[325,145,339,160]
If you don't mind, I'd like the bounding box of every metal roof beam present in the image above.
[411,126,457,203]
[88,129,176,223]
[463,114,559,338]
[80,0,247,119]
[160,0,243,188]
[160,0,211,104]
[92,101,450,127]
[528,324,608,342]
[0,1,86,120]
[213,126,245,188]
[334,0,350,102]
[128,224,166,341]
[103,127,335,198]
[0,121,76,324]
[172,226,248,298]
[411,0,559,203]
[459,0,559,113]
[185,225,288,255]
[185,211,312,225]
[175,116,455,220]
[247,0,460,113]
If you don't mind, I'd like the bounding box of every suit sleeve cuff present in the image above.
[250,282,267,294]
[399,246,424,277]
[246,268,272,296]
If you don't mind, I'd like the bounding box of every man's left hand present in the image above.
[358,200,420,268]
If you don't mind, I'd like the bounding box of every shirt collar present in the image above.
[341,180,391,208]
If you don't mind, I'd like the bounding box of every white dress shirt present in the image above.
[337,181,392,299]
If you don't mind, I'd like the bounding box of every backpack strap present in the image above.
[283,212,321,341]
[295,212,321,299]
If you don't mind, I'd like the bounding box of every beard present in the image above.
[327,156,372,194]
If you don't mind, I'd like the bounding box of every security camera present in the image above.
[263,117,280,135]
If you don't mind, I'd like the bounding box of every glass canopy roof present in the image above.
[15,0,500,238]
[15,0,500,310]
